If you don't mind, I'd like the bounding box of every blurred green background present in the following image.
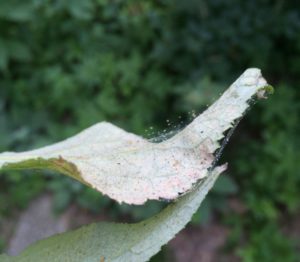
[0,0,300,261]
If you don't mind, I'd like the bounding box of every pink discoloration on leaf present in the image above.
[0,68,271,205]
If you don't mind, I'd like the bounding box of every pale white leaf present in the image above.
[0,68,272,204]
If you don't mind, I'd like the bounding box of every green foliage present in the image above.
[226,86,300,260]
[238,224,297,262]
[0,0,300,260]
[236,87,300,218]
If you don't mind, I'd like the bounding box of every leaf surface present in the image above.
[1,68,272,262]
[0,68,272,204]
[8,166,225,262]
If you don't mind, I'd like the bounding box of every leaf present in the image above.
[9,41,31,62]
[65,0,94,20]
[1,68,272,261]
[0,68,272,205]
[6,166,226,262]
[0,39,9,71]
[0,1,35,22]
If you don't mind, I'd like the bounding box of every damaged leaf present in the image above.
[0,68,272,204]
[1,68,272,262]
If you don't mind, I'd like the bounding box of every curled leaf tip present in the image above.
[257,84,274,99]
[263,84,274,94]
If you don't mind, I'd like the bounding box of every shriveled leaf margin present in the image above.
[0,157,89,186]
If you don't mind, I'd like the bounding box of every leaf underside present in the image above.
[0,68,272,205]
[0,68,272,262]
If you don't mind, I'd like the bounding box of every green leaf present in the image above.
[66,0,94,20]
[9,41,31,62]
[0,1,35,22]
[0,39,8,70]
[4,166,225,262]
